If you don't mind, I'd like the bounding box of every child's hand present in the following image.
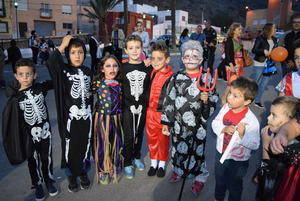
[200,92,208,104]
[58,35,73,53]
[162,125,170,136]
[222,126,235,135]
[236,122,248,138]
[270,133,288,154]
[144,58,151,67]
[261,125,274,149]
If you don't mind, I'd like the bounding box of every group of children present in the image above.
[2,31,300,201]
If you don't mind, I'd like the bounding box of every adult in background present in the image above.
[281,13,300,77]
[190,24,206,47]
[89,32,100,76]
[251,23,278,108]
[178,28,190,70]
[7,39,22,73]
[29,30,39,64]
[0,46,6,88]
[111,24,125,62]
[132,21,150,56]
[224,23,244,79]
[203,21,217,73]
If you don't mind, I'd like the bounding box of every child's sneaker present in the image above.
[80,173,91,189]
[124,165,134,179]
[147,167,157,176]
[100,174,110,185]
[35,184,45,201]
[46,182,58,196]
[168,171,181,183]
[156,167,166,178]
[67,176,79,193]
[134,159,145,171]
[191,181,204,196]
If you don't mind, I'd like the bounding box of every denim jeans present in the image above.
[214,152,249,201]
[251,66,271,103]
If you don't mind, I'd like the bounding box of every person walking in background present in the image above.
[39,38,49,65]
[178,28,190,70]
[0,46,6,88]
[7,39,22,73]
[190,25,206,47]
[132,21,150,58]
[203,21,217,73]
[89,32,100,76]
[29,30,39,64]
[251,23,278,108]
[281,13,300,77]
[111,24,125,63]
[224,23,245,80]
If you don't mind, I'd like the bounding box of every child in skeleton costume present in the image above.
[91,55,123,184]
[161,40,218,196]
[146,42,174,178]
[3,58,58,201]
[120,35,152,179]
[47,36,92,192]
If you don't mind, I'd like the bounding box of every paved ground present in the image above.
[0,47,282,201]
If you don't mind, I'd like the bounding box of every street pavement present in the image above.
[0,47,282,201]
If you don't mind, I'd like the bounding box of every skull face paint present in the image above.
[182,49,203,72]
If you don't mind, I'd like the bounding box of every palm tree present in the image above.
[82,0,122,44]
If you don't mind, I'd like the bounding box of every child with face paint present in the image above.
[161,40,218,196]
[254,96,300,201]
[91,55,123,184]
[47,35,93,193]
[276,42,300,98]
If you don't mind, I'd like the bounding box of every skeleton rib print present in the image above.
[19,90,47,126]
[126,70,146,101]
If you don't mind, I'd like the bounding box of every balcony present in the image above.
[40,8,52,19]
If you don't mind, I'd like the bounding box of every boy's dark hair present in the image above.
[230,76,258,102]
[65,38,87,65]
[15,58,36,73]
[94,54,120,81]
[125,34,143,48]
[10,39,17,47]
[150,42,170,57]
[272,96,300,119]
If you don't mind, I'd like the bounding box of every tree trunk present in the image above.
[171,0,176,49]
[100,17,109,45]
[124,0,128,37]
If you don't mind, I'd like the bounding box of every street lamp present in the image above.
[14,1,19,38]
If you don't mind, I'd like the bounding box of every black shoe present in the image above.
[157,167,166,178]
[80,173,90,189]
[68,176,79,193]
[46,182,58,196]
[35,184,45,201]
[147,167,157,176]
[254,102,264,108]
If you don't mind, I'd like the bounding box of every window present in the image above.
[182,16,186,21]
[0,22,8,33]
[63,23,73,29]
[62,5,72,15]
[260,19,267,25]
[0,0,5,17]
[17,0,28,11]
[253,20,258,25]
[41,3,50,9]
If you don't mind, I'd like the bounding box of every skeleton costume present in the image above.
[120,62,152,167]
[161,70,218,182]
[91,79,123,183]
[3,81,55,188]
[47,49,92,176]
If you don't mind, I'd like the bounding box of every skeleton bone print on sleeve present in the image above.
[19,90,47,126]
[65,69,91,120]
[126,70,147,101]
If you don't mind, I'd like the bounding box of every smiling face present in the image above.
[69,46,84,67]
[136,22,144,32]
[267,104,291,133]
[182,49,203,73]
[102,58,119,80]
[233,26,243,38]
[125,40,143,64]
[150,50,170,71]
[14,66,37,90]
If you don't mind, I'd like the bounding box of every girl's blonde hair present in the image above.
[227,23,242,38]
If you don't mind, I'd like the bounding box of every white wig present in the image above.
[181,40,203,58]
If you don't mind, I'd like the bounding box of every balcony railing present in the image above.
[40,8,52,18]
